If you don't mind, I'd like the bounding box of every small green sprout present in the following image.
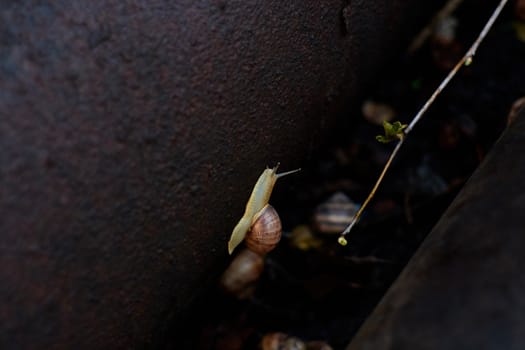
[375,121,407,144]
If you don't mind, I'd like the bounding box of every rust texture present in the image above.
[347,108,525,350]
[0,0,441,348]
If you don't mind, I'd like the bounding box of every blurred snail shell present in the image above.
[313,192,359,234]
[261,333,333,350]
[261,332,306,350]
[219,248,264,299]
[245,204,282,256]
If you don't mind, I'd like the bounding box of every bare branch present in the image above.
[338,0,510,245]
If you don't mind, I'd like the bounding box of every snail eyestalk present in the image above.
[276,168,301,178]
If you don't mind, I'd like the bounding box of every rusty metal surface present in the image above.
[346,109,525,350]
[0,0,441,348]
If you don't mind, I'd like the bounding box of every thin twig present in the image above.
[338,0,509,245]
[339,139,404,245]
[406,0,509,134]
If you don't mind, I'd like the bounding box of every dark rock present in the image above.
[0,0,442,348]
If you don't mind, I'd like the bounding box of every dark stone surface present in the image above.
[0,1,441,348]
[347,108,525,350]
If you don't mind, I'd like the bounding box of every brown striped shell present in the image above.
[245,204,282,255]
[313,192,359,234]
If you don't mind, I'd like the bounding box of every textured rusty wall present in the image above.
[0,0,441,348]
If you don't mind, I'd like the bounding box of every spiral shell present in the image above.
[245,204,282,255]
[313,192,359,234]
[219,248,265,299]
[261,333,306,350]
[261,333,333,350]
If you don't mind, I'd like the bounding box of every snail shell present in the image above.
[261,333,333,350]
[261,332,306,350]
[245,204,282,256]
[219,248,265,299]
[313,192,359,234]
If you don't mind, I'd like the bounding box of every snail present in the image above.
[261,332,334,350]
[228,164,300,255]
[221,164,299,299]
[261,333,306,350]
[313,192,359,234]
[219,248,265,299]
[219,207,283,298]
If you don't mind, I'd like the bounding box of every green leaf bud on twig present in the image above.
[376,121,407,143]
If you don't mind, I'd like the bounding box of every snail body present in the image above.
[228,164,299,254]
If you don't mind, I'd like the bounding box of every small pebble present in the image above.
[362,100,396,125]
